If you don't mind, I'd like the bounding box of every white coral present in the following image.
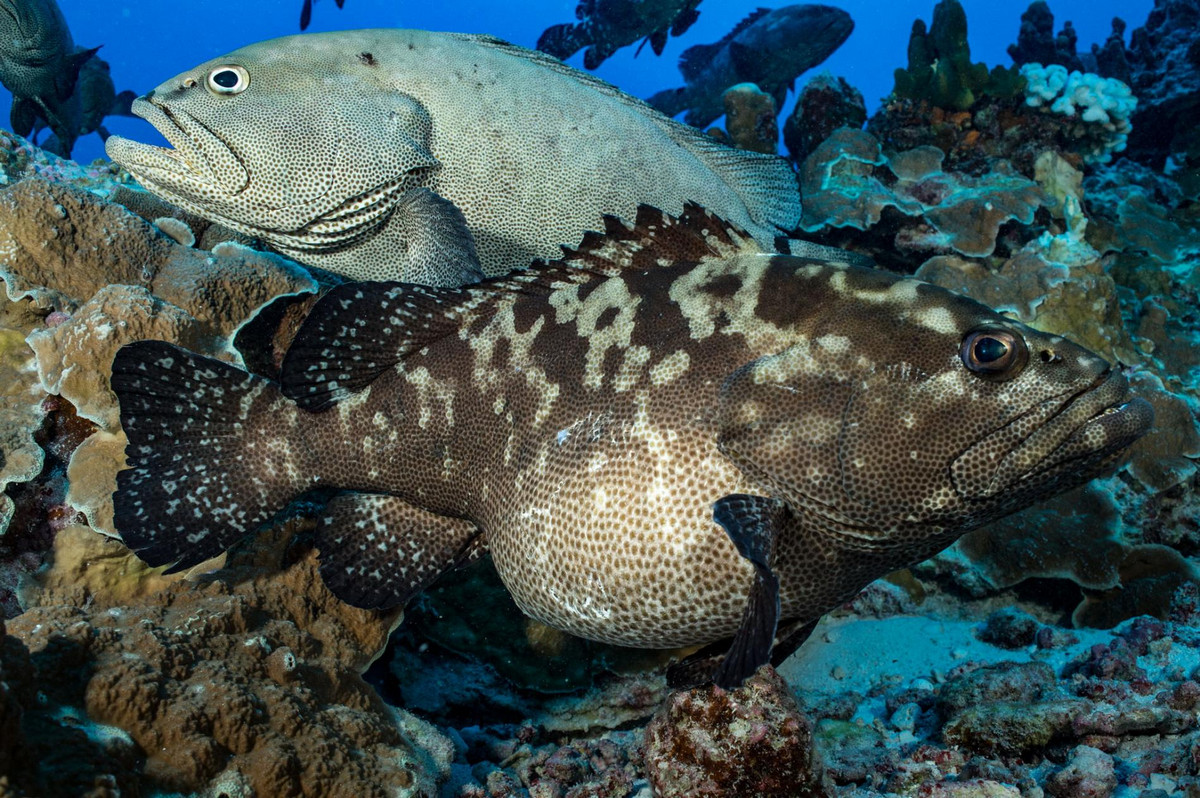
[1020,63,1137,163]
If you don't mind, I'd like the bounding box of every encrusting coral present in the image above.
[0,178,317,539]
[3,521,448,797]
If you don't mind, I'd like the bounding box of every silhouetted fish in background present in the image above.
[648,4,854,128]
[537,0,703,70]
[300,0,346,31]
[0,0,99,157]
[31,52,136,154]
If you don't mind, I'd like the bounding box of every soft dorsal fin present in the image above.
[280,281,469,412]
[452,33,802,234]
[678,7,771,81]
[280,203,766,412]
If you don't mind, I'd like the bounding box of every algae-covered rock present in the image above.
[9,523,432,796]
[643,667,827,796]
[721,83,779,155]
[942,699,1088,755]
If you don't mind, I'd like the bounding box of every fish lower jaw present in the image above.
[107,136,206,183]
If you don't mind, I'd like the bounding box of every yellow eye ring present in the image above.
[205,64,250,95]
[960,329,1028,380]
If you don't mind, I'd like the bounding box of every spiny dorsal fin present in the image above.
[679,7,771,80]
[281,204,764,411]
[551,202,764,273]
[452,33,802,233]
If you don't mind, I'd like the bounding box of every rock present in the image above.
[784,74,867,165]
[643,667,827,796]
[721,83,779,155]
[1045,745,1117,798]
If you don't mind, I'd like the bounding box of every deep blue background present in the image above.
[1,0,1154,163]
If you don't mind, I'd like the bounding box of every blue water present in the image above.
[3,0,1154,163]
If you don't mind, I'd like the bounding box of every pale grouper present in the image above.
[104,29,804,286]
[109,206,1152,687]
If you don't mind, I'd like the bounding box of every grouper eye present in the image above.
[205,64,250,95]
[960,329,1027,380]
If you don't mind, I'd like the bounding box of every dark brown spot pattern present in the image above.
[111,205,1153,655]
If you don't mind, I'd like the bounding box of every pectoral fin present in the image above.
[315,492,482,609]
[711,493,785,689]
[667,616,816,690]
[393,188,484,286]
[10,97,37,137]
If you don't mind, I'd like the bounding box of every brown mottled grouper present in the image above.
[104,29,829,286]
[109,205,1152,687]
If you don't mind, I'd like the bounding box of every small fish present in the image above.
[104,30,803,286]
[537,0,703,70]
[0,0,99,158]
[110,205,1152,688]
[299,0,345,31]
[648,4,854,128]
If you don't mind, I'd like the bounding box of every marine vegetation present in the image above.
[647,4,854,128]
[536,0,703,69]
[105,29,804,286]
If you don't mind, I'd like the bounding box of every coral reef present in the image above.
[1020,63,1136,162]
[1124,0,1200,173]
[1006,1,1086,74]
[719,83,778,155]
[783,73,867,166]
[797,127,1048,270]
[2,522,444,796]
[0,178,316,543]
[890,0,1023,111]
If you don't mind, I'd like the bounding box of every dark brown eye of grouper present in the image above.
[961,329,1027,380]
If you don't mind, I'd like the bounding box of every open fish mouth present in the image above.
[105,98,249,197]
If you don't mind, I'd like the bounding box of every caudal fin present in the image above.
[111,341,317,571]
[537,23,588,60]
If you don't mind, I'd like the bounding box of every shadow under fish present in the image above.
[109,204,1151,689]
[648,4,854,128]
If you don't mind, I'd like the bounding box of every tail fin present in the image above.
[646,86,689,119]
[111,341,316,572]
[537,23,588,60]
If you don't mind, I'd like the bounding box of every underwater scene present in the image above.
[1,0,1199,795]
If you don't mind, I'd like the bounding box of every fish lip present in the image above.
[1015,370,1154,483]
[106,97,212,186]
